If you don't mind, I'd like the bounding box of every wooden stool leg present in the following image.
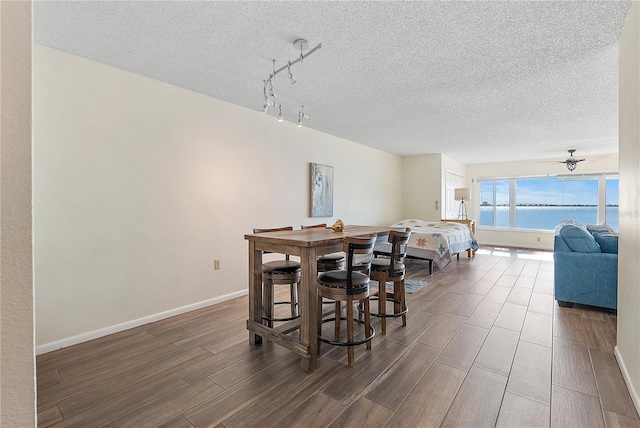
[378,279,387,335]
[263,282,274,328]
[364,297,372,350]
[290,282,298,318]
[317,294,323,351]
[346,297,354,367]
[334,301,341,341]
[400,279,407,326]
[392,280,400,318]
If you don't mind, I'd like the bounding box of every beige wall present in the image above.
[617,0,640,414]
[0,1,35,426]
[466,154,619,250]
[33,45,403,351]
[402,154,443,221]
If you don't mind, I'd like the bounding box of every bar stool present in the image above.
[301,224,346,272]
[369,228,411,335]
[317,235,376,367]
[253,227,301,327]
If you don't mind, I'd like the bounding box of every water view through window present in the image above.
[479,176,619,231]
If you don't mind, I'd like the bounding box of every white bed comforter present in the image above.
[375,219,479,269]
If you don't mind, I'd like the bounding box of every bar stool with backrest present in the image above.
[301,223,346,272]
[317,235,376,367]
[253,227,302,328]
[368,228,411,335]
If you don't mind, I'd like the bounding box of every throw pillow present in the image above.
[555,219,585,235]
[558,223,601,253]
[594,233,618,254]
[586,224,617,236]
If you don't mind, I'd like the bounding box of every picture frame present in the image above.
[310,163,334,217]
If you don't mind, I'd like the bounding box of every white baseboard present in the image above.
[35,289,248,355]
[477,240,554,251]
[615,346,640,416]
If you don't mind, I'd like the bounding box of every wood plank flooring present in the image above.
[37,247,639,427]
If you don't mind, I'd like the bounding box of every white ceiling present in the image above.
[33,1,631,165]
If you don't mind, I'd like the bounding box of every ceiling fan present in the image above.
[558,149,586,171]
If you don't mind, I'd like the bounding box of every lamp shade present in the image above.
[454,187,471,201]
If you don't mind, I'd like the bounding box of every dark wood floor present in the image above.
[37,247,639,427]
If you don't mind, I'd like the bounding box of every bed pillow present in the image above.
[557,223,601,253]
[594,233,618,254]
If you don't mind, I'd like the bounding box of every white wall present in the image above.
[402,154,443,221]
[0,1,35,425]
[33,45,402,351]
[466,154,619,250]
[617,0,640,414]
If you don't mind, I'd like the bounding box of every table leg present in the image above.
[299,246,318,373]
[248,241,263,345]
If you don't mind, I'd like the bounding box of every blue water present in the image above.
[479,206,619,231]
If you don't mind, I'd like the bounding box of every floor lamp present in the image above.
[455,188,470,220]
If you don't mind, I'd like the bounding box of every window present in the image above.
[478,174,618,231]
[479,180,509,228]
[606,177,619,231]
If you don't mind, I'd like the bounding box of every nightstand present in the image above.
[441,219,476,257]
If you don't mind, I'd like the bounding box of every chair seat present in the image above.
[318,270,369,296]
[318,253,346,263]
[262,260,301,274]
[370,258,405,277]
[317,253,345,272]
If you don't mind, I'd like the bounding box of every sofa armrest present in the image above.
[553,252,617,309]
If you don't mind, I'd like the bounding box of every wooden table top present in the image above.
[244,225,393,247]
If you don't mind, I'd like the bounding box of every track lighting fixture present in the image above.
[261,96,276,114]
[297,105,309,128]
[287,62,296,85]
[260,38,321,124]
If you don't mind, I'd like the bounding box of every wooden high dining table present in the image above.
[245,225,392,372]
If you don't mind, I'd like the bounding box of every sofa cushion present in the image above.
[586,224,617,236]
[557,222,601,253]
[594,233,618,254]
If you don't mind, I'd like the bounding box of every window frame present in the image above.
[477,173,618,231]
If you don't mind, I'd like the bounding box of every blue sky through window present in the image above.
[516,178,598,206]
[480,177,619,206]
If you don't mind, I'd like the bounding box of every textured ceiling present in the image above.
[33,1,631,165]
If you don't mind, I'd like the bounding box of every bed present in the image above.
[374,219,479,274]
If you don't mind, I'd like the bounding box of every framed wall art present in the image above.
[310,163,334,217]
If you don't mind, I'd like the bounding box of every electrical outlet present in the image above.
[214,260,221,270]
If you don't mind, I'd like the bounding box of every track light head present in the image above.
[287,62,296,85]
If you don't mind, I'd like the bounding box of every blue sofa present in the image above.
[553,220,618,310]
